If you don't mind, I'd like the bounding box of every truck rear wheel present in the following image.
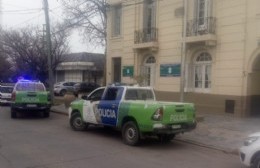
[11,108,17,119]
[60,90,66,96]
[122,121,140,146]
[70,113,88,131]
[43,110,50,118]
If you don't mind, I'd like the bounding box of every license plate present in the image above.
[172,125,181,129]
[27,104,37,107]
[170,114,187,122]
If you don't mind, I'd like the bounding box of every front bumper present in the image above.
[239,146,254,167]
[0,98,12,104]
[153,122,197,134]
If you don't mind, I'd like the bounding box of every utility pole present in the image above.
[180,0,188,102]
[43,0,54,104]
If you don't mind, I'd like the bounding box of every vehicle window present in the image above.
[125,90,138,100]
[125,89,154,100]
[104,87,123,101]
[1,87,13,93]
[69,82,75,86]
[89,89,105,101]
[16,83,45,91]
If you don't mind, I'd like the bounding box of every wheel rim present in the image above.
[73,117,84,128]
[61,90,66,96]
[126,127,136,140]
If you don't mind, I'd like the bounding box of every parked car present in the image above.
[11,80,51,118]
[0,84,14,105]
[240,132,260,168]
[73,82,100,96]
[54,81,76,96]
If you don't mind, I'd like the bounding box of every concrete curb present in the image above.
[51,110,68,116]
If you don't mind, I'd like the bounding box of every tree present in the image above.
[0,27,13,82]
[61,0,107,49]
[0,25,70,83]
[61,0,108,84]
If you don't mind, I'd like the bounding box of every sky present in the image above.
[1,0,104,54]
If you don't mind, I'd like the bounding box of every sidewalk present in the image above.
[51,104,260,154]
[176,112,260,154]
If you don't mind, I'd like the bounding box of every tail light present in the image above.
[11,92,16,101]
[152,107,164,121]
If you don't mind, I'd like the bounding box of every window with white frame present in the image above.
[144,0,156,31]
[196,0,211,30]
[194,52,212,92]
[112,5,122,37]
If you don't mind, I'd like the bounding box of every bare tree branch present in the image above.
[0,25,70,83]
[61,0,107,48]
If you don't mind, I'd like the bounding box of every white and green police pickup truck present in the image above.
[69,85,196,146]
[11,80,51,118]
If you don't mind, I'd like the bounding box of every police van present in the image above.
[11,80,51,118]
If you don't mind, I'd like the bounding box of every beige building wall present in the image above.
[107,0,260,117]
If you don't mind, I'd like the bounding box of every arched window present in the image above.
[194,52,212,91]
[145,56,156,64]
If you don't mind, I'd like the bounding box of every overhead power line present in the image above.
[12,12,43,27]
[0,8,42,13]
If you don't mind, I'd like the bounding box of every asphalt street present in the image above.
[0,106,242,168]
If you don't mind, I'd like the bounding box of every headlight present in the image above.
[244,136,259,146]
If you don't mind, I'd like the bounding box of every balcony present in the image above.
[185,17,217,46]
[133,28,159,51]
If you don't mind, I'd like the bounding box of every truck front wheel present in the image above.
[122,121,140,146]
[11,108,17,119]
[252,154,260,168]
[70,113,88,131]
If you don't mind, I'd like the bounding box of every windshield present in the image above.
[16,82,45,91]
[125,89,154,100]
[0,86,13,93]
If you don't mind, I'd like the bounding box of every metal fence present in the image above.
[186,17,216,37]
[134,28,158,44]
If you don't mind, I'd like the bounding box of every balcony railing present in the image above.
[134,28,158,44]
[186,17,216,37]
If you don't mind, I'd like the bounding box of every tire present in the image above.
[122,121,140,146]
[11,108,17,119]
[252,155,260,168]
[43,110,50,118]
[158,134,175,143]
[70,113,88,131]
[60,90,66,96]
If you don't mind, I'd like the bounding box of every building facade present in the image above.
[55,52,105,85]
[0,0,2,24]
[106,0,260,117]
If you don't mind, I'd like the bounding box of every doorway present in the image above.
[140,56,156,87]
[112,57,121,83]
[249,54,260,116]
